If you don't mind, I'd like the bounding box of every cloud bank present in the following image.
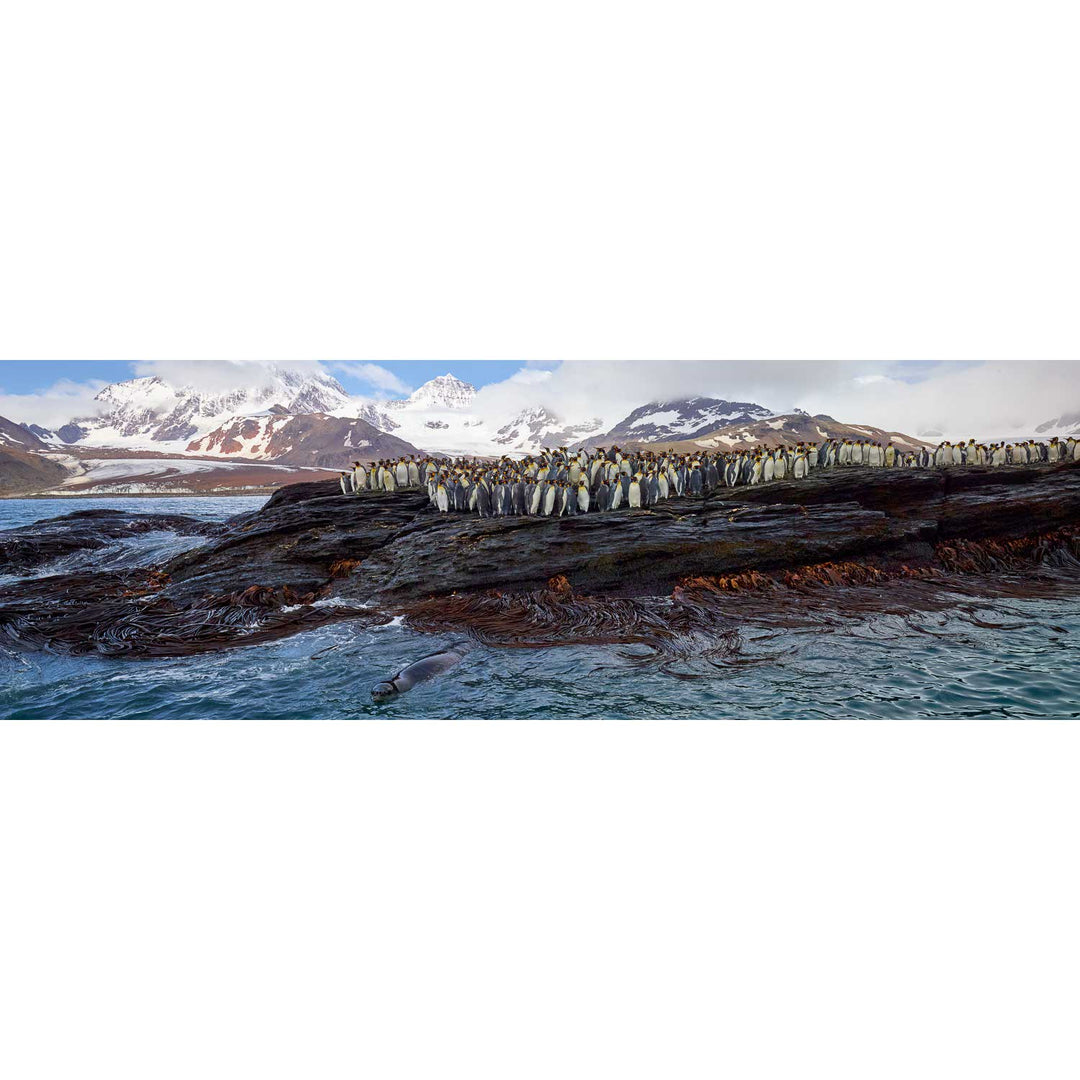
[1,360,1078,441]
[0,378,109,428]
[475,360,1080,439]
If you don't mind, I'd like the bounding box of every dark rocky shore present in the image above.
[2,461,1079,656]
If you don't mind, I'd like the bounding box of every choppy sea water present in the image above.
[2,497,1079,720]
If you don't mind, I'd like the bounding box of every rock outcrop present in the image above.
[1,461,1078,656]
[0,509,216,573]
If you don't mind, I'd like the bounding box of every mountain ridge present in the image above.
[571,397,772,448]
[18,366,942,464]
[187,412,423,467]
[32,367,352,449]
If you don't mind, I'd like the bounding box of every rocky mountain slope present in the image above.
[32,367,352,449]
[492,407,604,453]
[16,364,934,466]
[1036,410,1080,437]
[1,415,53,453]
[574,397,772,447]
[186,410,423,467]
[0,414,69,494]
[630,412,932,453]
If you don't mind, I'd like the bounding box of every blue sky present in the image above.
[0,360,537,396]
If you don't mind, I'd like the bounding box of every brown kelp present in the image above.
[0,569,390,657]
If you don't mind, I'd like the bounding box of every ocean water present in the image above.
[2,497,1079,720]
[0,496,269,528]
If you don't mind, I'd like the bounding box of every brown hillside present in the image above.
[617,413,933,454]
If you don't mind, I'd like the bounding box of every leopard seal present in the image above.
[370,642,471,702]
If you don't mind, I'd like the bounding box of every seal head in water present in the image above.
[370,644,471,703]
[370,680,399,702]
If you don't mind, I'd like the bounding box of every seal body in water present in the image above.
[371,644,471,702]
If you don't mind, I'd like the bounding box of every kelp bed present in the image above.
[402,533,1080,676]
[0,573,391,658]
[1,529,1078,668]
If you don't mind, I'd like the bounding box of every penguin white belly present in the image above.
[436,488,449,512]
[763,456,775,482]
[774,455,787,480]
[628,482,641,507]
[543,487,556,515]
[793,455,807,479]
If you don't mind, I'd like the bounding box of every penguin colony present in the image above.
[338,436,1080,514]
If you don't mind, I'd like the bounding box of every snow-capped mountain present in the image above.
[18,365,942,466]
[1,413,69,494]
[392,373,477,411]
[492,407,604,453]
[572,397,773,448]
[1035,410,1080,437]
[333,373,578,457]
[2,415,51,452]
[661,413,932,453]
[37,367,352,450]
[334,374,476,442]
[187,411,422,467]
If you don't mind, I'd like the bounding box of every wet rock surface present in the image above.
[2,461,1078,655]
[0,508,216,574]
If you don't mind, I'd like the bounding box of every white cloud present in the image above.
[467,360,1080,439]
[132,359,327,392]
[792,361,1080,440]
[0,378,109,428]
[330,362,411,395]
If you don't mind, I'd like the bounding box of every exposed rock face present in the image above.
[1,416,51,452]
[1036,410,1080,436]
[43,368,353,447]
[494,407,604,452]
[1,461,1078,656]
[185,412,423,466]
[0,416,69,493]
[578,397,772,446]
[654,414,931,453]
[0,509,215,573]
